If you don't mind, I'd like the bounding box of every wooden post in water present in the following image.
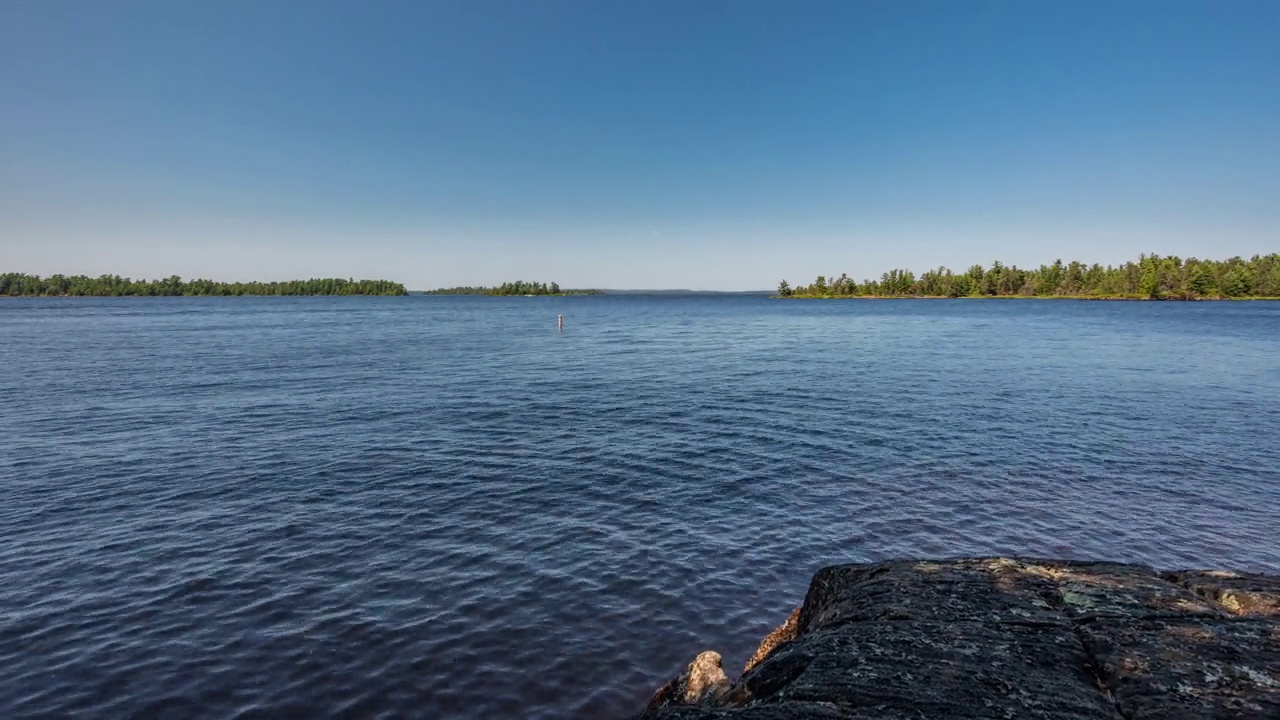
[557,314,564,331]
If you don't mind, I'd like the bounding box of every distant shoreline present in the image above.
[1,273,407,297]
[6,293,1278,301]
[777,294,1280,301]
[421,292,601,297]
[777,253,1280,300]
[423,281,599,296]
[0,293,407,298]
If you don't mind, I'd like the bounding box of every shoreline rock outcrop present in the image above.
[632,557,1280,719]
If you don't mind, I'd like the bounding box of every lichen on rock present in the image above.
[644,651,732,712]
[744,607,801,674]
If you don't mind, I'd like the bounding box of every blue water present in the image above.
[2,296,1278,719]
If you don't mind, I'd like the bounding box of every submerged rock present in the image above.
[630,558,1280,719]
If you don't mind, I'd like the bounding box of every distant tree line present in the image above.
[778,254,1280,300]
[425,281,600,296]
[1,273,407,297]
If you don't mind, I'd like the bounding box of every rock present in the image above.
[1164,569,1280,618]
[645,651,731,712]
[739,619,1116,718]
[744,607,800,674]
[1078,616,1280,718]
[629,557,1280,719]
[685,652,731,703]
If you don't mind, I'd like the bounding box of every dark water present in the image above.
[2,296,1278,719]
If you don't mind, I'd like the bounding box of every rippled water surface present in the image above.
[2,296,1279,718]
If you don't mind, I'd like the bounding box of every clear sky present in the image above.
[2,1,1277,290]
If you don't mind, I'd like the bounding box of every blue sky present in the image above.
[2,1,1277,290]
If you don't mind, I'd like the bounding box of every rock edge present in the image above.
[631,557,1280,719]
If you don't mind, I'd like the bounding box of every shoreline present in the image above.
[775,294,1280,301]
[6,293,1279,301]
[0,294,407,298]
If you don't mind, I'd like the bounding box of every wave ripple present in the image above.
[2,296,1279,718]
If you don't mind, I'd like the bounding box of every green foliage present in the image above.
[778,254,1280,300]
[831,273,856,296]
[1224,272,1252,297]
[0,274,406,297]
[425,281,599,296]
[1188,264,1216,297]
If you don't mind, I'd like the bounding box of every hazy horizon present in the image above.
[3,1,1277,291]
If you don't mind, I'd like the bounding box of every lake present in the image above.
[2,295,1278,719]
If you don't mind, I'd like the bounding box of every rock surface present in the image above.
[647,651,732,706]
[632,558,1280,719]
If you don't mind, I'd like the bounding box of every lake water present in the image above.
[2,296,1278,719]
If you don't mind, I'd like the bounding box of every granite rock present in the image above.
[630,557,1280,719]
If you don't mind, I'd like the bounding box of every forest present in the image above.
[777,254,1280,300]
[425,281,600,296]
[0,274,407,296]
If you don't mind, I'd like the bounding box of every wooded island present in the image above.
[425,281,600,296]
[778,253,1280,299]
[1,274,407,296]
